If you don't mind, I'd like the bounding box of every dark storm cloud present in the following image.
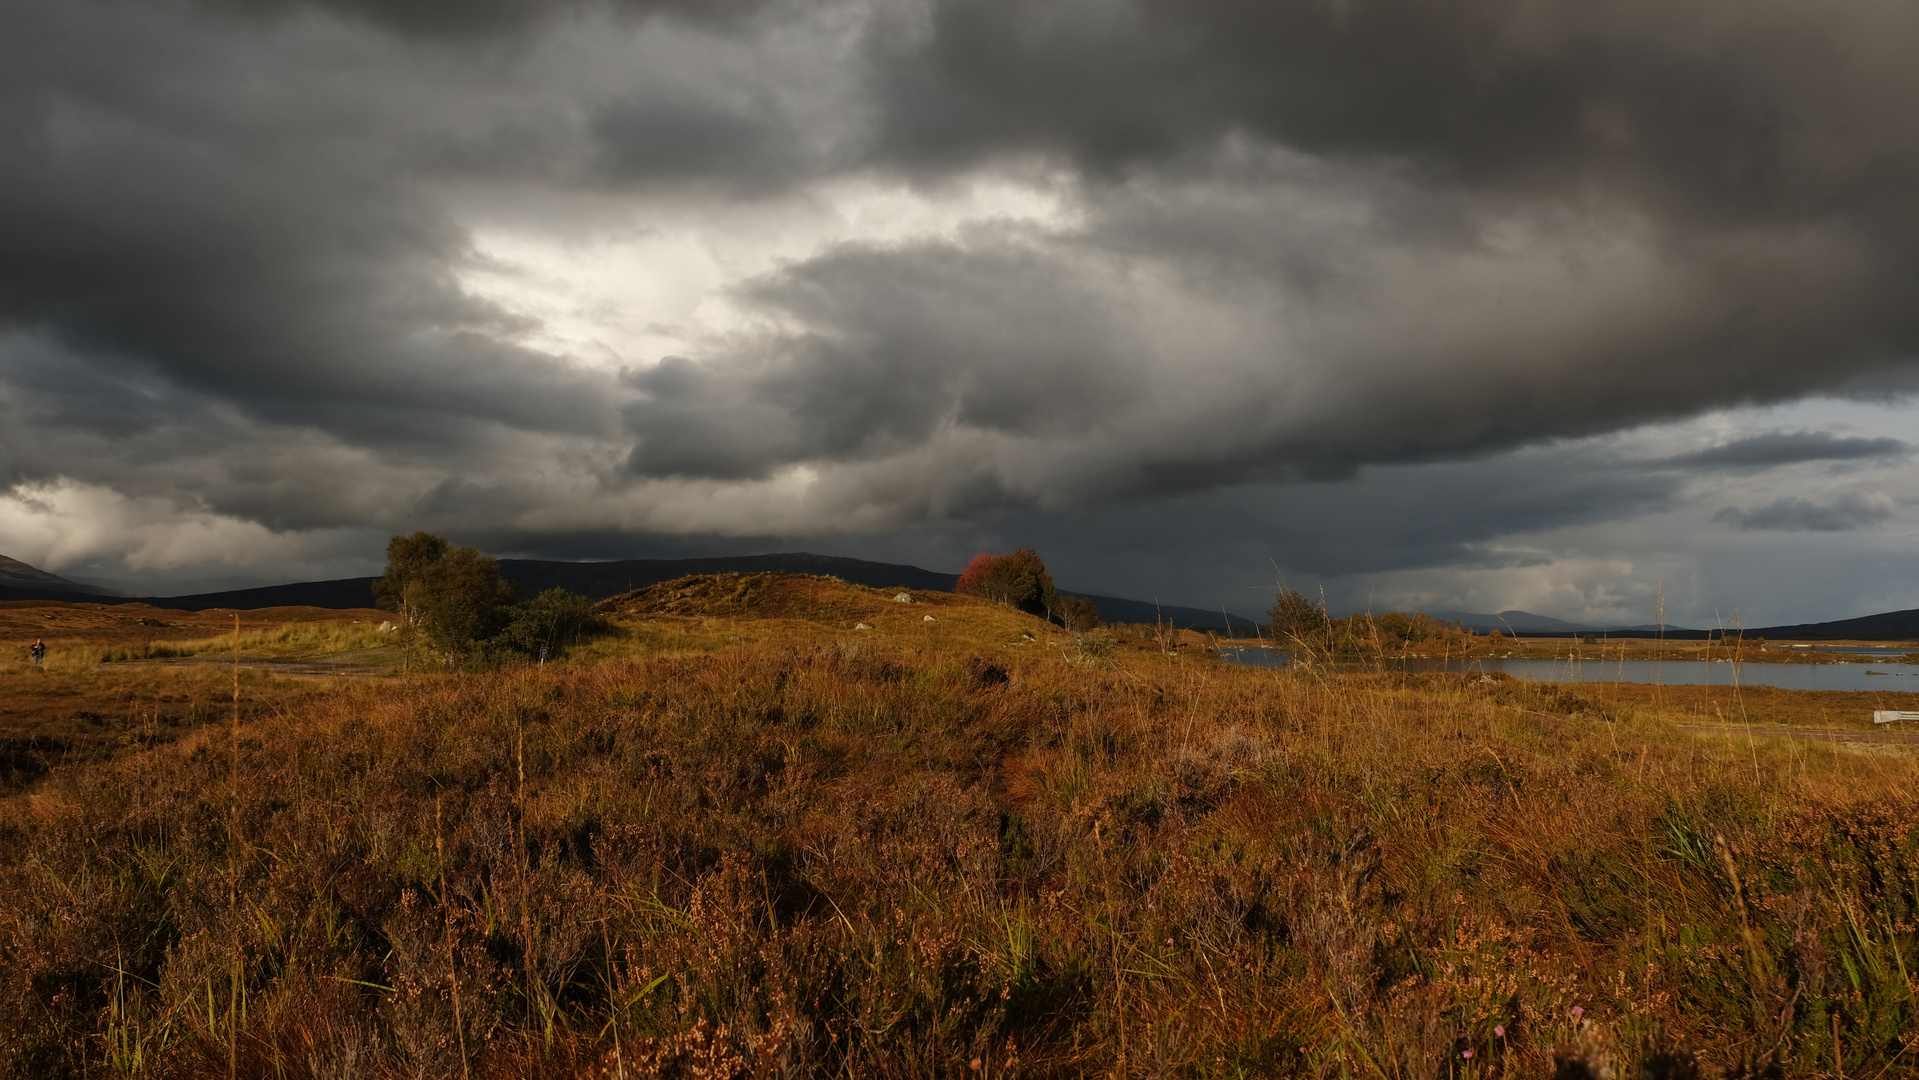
[1714,491,1898,532]
[0,0,629,531]
[597,0,1919,510]
[621,237,1151,486]
[1670,431,1909,470]
[618,192,1902,502]
[202,0,767,38]
[591,99,805,187]
[0,47,608,441]
[6,0,1919,599]
[826,450,1688,618]
[1210,458,1682,580]
[865,0,1919,223]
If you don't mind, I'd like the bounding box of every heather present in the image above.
[2,588,1918,1077]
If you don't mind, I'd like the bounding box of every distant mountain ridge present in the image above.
[1426,607,1919,641]
[0,554,108,595]
[1742,609,1919,642]
[0,552,1263,633]
[1427,609,1697,635]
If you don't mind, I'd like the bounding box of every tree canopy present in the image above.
[1267,587,1333,659]
[410,545,518,654]
[374,533,605,663]
[954,549,1058,617]
[1052,594,1101,633]
[371,531,449,621]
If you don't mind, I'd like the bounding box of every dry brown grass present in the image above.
[2,601,391,657]
[1569,681,1919,732]
[0,606,399,798]
[2,577,1917,1078]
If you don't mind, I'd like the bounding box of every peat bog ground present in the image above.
[4,577,1919,1077]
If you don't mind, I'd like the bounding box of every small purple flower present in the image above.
[1463,1049,1474,1059]
[1493,1025,1504,1037]
[1571,1006,1585,1019]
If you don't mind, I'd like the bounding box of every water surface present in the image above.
[1216,647,1919,692]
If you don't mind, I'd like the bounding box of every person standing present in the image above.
[29,637,45,665]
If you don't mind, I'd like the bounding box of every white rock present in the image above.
[855,623,874,631]
[894,593,913,603]
[923,614,935,622]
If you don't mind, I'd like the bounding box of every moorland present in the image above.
[3,573,1919,1078]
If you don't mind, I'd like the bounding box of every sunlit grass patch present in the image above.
[90,620,396,664]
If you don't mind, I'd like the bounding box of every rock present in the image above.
[923,614,935,622]
[378,621,396,632]
[894,593,913,603]
[855,623,874,631]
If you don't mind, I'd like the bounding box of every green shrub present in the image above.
[492,588,609,661]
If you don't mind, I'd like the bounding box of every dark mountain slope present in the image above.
[0,554,109,595]
[1427,609,1701,635]
[1424,607,1919,642]
[1747,609,1919,641]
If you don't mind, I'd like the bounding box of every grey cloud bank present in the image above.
[2,0,1918,625]
[1714,491,1899,533]
[1670,432,1911,470]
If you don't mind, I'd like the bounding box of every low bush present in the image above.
[491,588,610,662]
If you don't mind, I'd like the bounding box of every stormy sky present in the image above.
[3,0,1918,626]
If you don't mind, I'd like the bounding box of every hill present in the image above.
[0,552,1261,632]
[0,554,108,595]
[597,572,957,626]
[1747,607,1919,641]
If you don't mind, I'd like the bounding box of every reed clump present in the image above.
[1,633,1916,1077]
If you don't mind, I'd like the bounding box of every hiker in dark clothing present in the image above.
[29,638,45,665]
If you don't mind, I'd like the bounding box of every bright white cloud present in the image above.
[453,168,1084,369]
[0,478,382,590]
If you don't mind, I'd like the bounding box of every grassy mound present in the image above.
[596,572,945,624]
[592,572,1056,656]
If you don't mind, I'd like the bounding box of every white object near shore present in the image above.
[923,614,935,621]
[855,623,873,631]
[1872,710,1919,725]
[894,593,913,603]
